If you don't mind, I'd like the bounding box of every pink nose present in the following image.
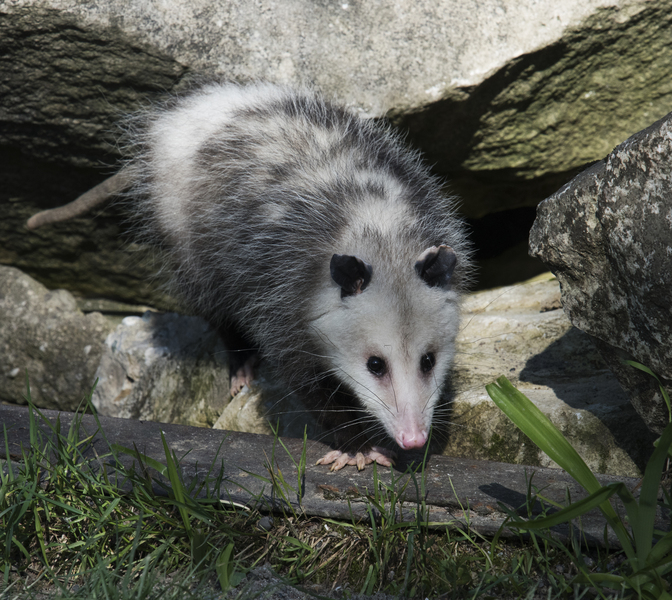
[396,429,428,450]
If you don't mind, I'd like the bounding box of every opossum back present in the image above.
[129,83,472,363]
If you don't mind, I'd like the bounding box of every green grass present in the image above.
[1,375,668,599]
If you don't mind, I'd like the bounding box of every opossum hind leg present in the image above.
[316,447,397,472]
[230,354,260,396]
[216,322,259,396]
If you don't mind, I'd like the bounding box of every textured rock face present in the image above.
[2,0,672,303]
[0,1,669,199]
[449,275,654,477]
[92,312,229,428]
[529,111,672,434]
[91,311,319,436]
[0,265,111,410]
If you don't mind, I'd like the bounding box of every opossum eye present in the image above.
[420,353,436,374]
[367,356,387,376]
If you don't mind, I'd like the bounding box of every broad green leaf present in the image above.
[635,420,672,563]
[216,542,235,590]
[487,376,634,559]
[649,531,672,566]
[486,378,602,493]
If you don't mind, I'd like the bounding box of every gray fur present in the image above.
[127,82,473,457]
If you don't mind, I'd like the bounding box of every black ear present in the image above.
[330,254,373,298]
[414,245,457,288]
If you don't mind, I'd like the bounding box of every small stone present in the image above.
[257,516,274,531]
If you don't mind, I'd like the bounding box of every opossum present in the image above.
[28,83,473,471]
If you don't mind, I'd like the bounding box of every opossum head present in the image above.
[311,246,461,451]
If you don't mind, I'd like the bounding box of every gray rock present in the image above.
[0,0,670,199]
[90,309,319,436]
[0,265,111,410]
[3,0,672,303]
[529,111,672,435]
[450,274,655,477]
[92,311,230,428]
[225,563,399,600]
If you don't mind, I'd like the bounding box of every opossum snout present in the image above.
[389,396,431,450]
[395,427,429,450]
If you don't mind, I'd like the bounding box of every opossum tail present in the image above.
[26,166,134,230]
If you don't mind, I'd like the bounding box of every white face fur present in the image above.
[310,275,460,450]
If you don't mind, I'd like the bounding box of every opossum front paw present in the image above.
[229,354,259,396]
[315,446,396,471]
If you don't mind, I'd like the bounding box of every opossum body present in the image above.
[130,83,472,470]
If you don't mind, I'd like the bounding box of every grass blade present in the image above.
[112,443,169,476]
[506,483,621,530]
[649,531,672,566]
[624,361,671,420]
[160,432,191,536]
[486,377,602,493]
[635,420,672,563]
[487,376,635,560]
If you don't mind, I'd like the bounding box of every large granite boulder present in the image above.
[1,0,670,190]
[529,111,672,435]
[1,0,672,303]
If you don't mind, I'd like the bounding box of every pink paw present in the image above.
[315,446,396,471]
[229,354,259,396]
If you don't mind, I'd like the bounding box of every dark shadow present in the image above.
[476,481,609,545]
[467,207,538,260]
[519,326,657,472]
[479,482,550,518]
[466,207,550,290]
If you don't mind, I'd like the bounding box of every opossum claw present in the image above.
[316,447,396,471]
[367,447,397,467]
[230,354,259,396]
